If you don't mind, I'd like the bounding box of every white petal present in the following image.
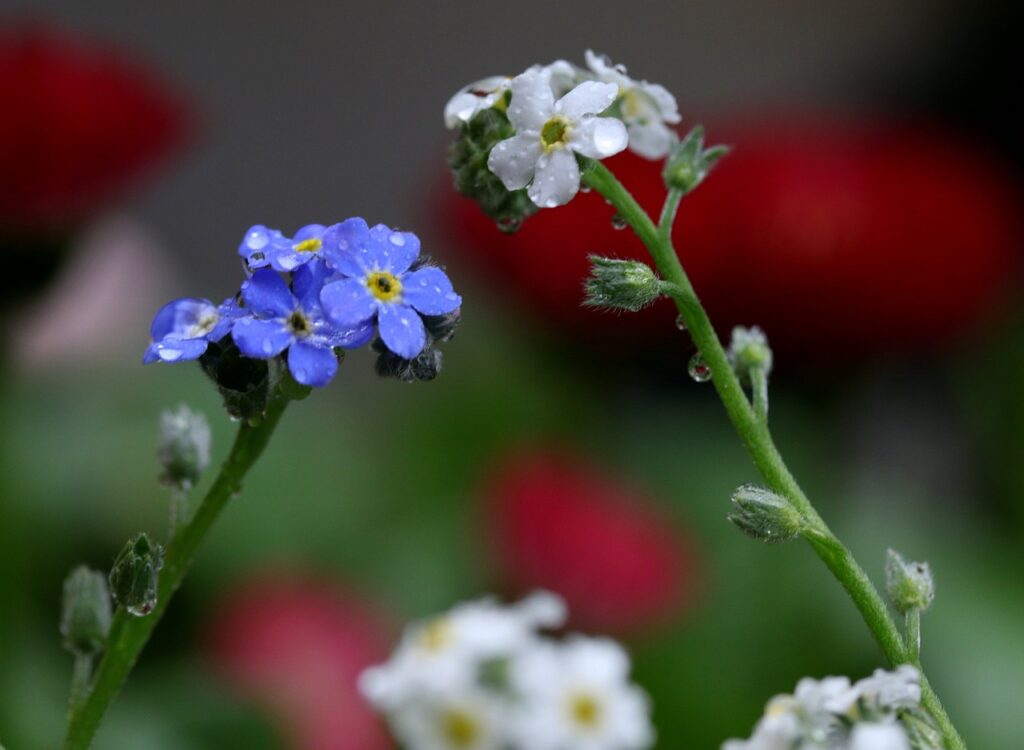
[507,67,554,132]
[585,49,631,87]
[487,134,542,190]
[627,121,674,159]
[571,116,629,159]
[545,59,579,97]
[850,723,910,750]
[527,148,580,208]
[642,82,681,123]
[556,80,620,121]
[444,91,484,128]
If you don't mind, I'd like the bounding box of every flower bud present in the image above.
[373,339,443,383]
[885,549,934,613]
[728,326,773,379]
[449,107,537,230]
[583,256,666,312]
[728,484,803,543]
[158,405,211,489]
[109,533,165,617]
[662,125,729,194]
[60,566,112,656]
[199,339,272,421]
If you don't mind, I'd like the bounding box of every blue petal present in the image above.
[237,225,278,269]
[208,297,239,342]
[402,267,462,316]
[287,340,338,387]
[320,277,378,327]
[322,217,370,277]
[364,224,420,274]
[323,319,376,349]
[242,269,295,318]
[231,317,293,358]
[293,224,326,242]
[292,258,336,312]
[378,303,426,359]
[148,337,209,363]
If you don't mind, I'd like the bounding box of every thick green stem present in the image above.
[581,160,966,750]
[63,397,289,750]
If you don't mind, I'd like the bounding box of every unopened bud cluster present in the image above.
[728,484,803,543]
[728,326,773,381]
[583,256,667,312]
[663,125,729,194]
[158,405,211,489]
[886,550,935,614]
[109,533,164,617]
[60,566,112,656]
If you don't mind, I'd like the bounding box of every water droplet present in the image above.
[675,314,687,331]
[158,347,183,362]
[127,600,156,617]
[688,353,712,383]
[611,213,628,230]
[262,339,274,355]
[496,216,523,233]
[389,234,406,247]
[295,368,308,382]
[544,198,559,208]
[246,226,270,250]
[580,185,592,193]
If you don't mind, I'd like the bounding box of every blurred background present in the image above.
[1,1,1022,748]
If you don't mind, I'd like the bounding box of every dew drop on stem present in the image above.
[688,353,712,383]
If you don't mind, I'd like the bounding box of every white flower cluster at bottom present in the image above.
[723,665,929,750]
[359,591,654,750]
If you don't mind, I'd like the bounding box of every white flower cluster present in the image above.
[723,665,931,750]
[444,51,681,209]
[360,591,654,750]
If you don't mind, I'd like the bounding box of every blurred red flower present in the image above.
[443,116,1020,363]
[482,450,698,634]
[0,24,190,232]
[205,573,392,750]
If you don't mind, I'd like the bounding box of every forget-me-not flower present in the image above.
[232,261,373,387]
[238,224,328,272]
[319,218,462,360]
[143,297,236,364]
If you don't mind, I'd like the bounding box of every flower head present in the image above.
[487,67,628,208]
[143,296,235,364]
[319,218,462,360]
[584,51,680,160]
[232,261,373,386]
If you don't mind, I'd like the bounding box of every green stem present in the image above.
[63,396,289,750]
[581,160,966,750]
[68,654,93,715]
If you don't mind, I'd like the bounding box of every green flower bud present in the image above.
[199,339,272,422]
[663,125,729,194]
[60,566,112,656]
[449,106,537,231]
[109,533,165,617]
[583,255,667,312]
[885,549,935,613]
[728,484,803,543]
[158,405,211,489]
[728,326,773,379]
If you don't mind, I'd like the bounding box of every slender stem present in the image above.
[168,486,191,534]
[63,396,289,750]
[68,654,93,715]
[906,609,922,662]
[581,160,966,750]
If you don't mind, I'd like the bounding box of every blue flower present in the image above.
[319,218,462,359]
[143,297,236,364]
[232,261,373,387]
[238,224,328,273]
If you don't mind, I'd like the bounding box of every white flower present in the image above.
[360,591,566,710]
[849,722,911,750]
[392,687,510,750]
[444,76,512,128]
[584,50,681,160]
[509,636,654,750]
[721,710,802,750]
[826,665,922,716]
[487,67,628,209]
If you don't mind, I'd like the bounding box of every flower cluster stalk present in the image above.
[580,160,966,750]
[63,396,289,750]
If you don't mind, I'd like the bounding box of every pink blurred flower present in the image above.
[205,573,392,750]
[482,450,698,635]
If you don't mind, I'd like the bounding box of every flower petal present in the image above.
[231,317,293,359]
[144,337,209,364]
[488,134,543,191]
[287,340,338,387]
[527,148,580,208]
[626,121,674,160]
[378,303,426,360]
[556,81,619,120]
[570,116,629,159]
[321,319,376,349]
[320,278,378,327]
[237,225,277,268]
[364,224,420,274]
[292,258,335,312]
[322,217,371,277]
[242,269,295,318]
[507,68,554,132]
[402,267,462,316]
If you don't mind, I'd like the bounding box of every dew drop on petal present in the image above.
[611,213,628,230]
[246,226,270,250]
[158,347,183,362]
[389,234,406,247]
[262,339,274,355]
[295,368,307,382]
[544,198,559,208]
[688,353,712,383]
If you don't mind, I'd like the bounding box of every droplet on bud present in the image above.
[688,353,712,382]
[610,213,628,230]
[496,216,523,234]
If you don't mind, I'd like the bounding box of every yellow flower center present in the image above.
[367,270,402,302]
[417,617,452,652]
[440,708,481,748]
[540,116,571,151]
[189,313,218,338]
[567,692,603,730]
[293,237,322,254]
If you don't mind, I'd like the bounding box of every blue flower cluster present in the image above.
[144,218,462,388]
